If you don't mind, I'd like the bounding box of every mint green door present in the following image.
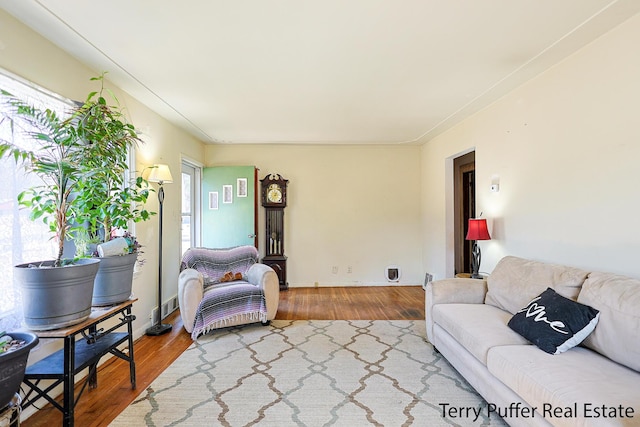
[202,166,257,249]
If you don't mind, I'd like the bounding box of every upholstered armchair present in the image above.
[178,245,279,339]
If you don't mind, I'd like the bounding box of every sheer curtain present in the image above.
[0,71,73,331]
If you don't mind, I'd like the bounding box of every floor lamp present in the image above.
[146,164,174,336]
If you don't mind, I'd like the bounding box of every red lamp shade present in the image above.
[466,218,491,241]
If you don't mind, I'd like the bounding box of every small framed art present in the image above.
[223,185,233,204]
[237,178,247,197]
[209,192,219,210]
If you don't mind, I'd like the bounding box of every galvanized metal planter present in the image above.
[14,258,100,331]
[92,252,137,306]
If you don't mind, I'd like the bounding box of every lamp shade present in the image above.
[148,164,173,184]
[466,218,491,241]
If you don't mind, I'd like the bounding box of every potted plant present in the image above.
[0,86,101,330]
[0,331,38,410]
[69,73,154,306]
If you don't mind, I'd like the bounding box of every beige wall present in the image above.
[0,9,205,339]
[421,12,640,280]
[205,144,424,286]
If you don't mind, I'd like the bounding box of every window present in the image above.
[181,160,201,255]
[0,71,74,330]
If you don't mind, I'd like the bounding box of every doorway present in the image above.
[201,166,258,249]
[454,151,475,275]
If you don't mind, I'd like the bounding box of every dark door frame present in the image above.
[453,151,475,275]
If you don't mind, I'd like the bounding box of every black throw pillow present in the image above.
[508,287,600,354]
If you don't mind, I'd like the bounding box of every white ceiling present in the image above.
[1,1,639,145]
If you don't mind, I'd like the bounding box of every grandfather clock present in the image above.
[260,173,289,290]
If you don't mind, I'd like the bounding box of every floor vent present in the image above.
[423,272,433,290]
[150,295,179,323]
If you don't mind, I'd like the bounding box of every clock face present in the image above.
[267,184,282,203]
[261,174,288,207]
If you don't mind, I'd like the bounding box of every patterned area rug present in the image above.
[111,320,506,426]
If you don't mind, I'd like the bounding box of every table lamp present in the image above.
[465,218,491,279]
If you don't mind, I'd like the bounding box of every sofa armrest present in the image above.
[246,263,280,320]
[425,278,487,343]
[428,278,487,305]
[178,268,204,333]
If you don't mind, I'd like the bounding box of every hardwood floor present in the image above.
[21,286,425,427]
[276,285,425,320]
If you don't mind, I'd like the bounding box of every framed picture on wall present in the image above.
[223,185,233,204]
[209,192,219,210]
[237,178,247,197]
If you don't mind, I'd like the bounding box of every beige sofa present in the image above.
[425,256,639,427]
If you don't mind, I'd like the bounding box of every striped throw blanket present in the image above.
[180,246,267,339]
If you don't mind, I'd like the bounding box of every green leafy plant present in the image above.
[0,73,154,265]
[0,89,89,266]
[69,73,154,256]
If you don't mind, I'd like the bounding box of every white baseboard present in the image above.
[288,282,422,288]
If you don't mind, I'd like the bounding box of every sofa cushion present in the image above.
[487,345,640,426]
[508,287,600,354]
[577,272,640,372]
[192,281,267,339]
[486,256,589,315]
[432,303,530,365]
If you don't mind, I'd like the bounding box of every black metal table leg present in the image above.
[126,306,137,389]
[63,335,76,427]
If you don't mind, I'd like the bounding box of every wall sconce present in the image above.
[491,175,500,192]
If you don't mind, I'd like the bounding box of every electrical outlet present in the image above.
[332,266,338,274]
[347,266,352,274]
